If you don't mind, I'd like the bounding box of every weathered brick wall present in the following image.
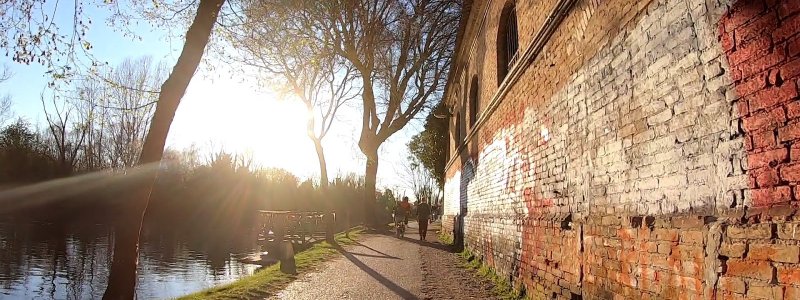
[442,0,800,299]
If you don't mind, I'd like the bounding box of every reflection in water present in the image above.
[0,221,260,299]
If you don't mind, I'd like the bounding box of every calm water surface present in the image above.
[0,221,261,299]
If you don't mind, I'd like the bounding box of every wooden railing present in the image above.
[256,210,335,273]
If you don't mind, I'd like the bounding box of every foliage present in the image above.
[0,119,55,181]
[408,101,449,187]
[179,228,362,300]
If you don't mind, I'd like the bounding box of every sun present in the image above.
[168,77,318,177]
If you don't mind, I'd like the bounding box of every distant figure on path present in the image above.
[416,199,431,240]
[399,197,412,225]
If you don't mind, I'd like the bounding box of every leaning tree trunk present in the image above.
[312,138,328,188]
[311,137,336,240]
[102,0,225,298]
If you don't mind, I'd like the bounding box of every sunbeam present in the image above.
[0,163,161,213]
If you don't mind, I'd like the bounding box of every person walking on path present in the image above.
[416,199,431,240]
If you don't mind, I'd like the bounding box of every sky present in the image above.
[0,2,424,194]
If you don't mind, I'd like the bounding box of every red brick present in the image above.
[746,136,755,151]
[737,100,750,117]
[720,276,746,294]
[738,50,787,77]
[725,259,775,281]
[743,107,786,133]
[775,13,800,41]
[725,2,768,32]
[749,244,800,263]
[781,163,800,182]
[780,1,800,19]
[749,84,799,112]
[796,185,800,201]
[752,130,778,148]
[747,284,784,299]
[787,286,800,299]
[722,30,736,52]
[783,58,800,80]
[748,148,788,169]
[736,72,769,96]
[736,11,779,43]
[788,101,800,119]
[778,266,800,284]
[755,166,781,187]
[727,224,770,239]
[730,36,773,66]
[779,122,800,142]
[720,243,747,258]
[790,36,800,57]
[753,185,793,206]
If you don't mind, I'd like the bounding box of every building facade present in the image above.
[441,0,800,298]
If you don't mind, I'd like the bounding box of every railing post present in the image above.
[278,240,296,274]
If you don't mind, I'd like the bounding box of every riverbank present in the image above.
[179,227,363,299]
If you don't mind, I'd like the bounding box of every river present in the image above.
[0,220,262,299]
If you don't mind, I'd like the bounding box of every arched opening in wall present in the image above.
[455,112,463,147]
[469,76,479,128]
[496,2,519,85]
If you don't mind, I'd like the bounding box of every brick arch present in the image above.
[496,0,519,85]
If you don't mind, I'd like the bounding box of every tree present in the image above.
[103,0,226,298]
[399,156,440,205]
[0,95,10,126]
[93,57,166,169]
[221,2,358,188]
[262,0,460,225]
[0,1,227,295]
[0,66,13,125]
[0,119,52,181]
[41,93,88,176]
[407,101,449,188]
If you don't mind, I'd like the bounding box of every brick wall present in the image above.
[442,0,800,299]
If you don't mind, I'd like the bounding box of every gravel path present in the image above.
[269,222,499,300]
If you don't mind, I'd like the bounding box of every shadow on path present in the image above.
[396,236,452,252]
[332,242,419,300]
[347,251,401,260]
[353,240,398,258]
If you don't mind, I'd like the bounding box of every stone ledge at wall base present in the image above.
[447,206,800,299]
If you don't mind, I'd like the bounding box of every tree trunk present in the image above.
[102,0,224,298]
[363,147,379,228]
[312,138,328,188]
[311,137,336,240]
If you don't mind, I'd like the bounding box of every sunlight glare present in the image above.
[168,78,318,178]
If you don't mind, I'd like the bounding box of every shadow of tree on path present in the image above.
[331,241,419,300]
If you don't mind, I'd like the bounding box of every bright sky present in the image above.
[0,3,422,193]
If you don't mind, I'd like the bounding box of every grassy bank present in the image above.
[437,234,527,300]
[179,228,363,300]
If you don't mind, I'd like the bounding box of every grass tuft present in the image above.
[457,248,529,300]
[178,228,362,300]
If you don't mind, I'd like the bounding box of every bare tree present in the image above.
[0,66,13,125]
[399,156,440,204]
[98,57,165,169]
[266,0,460,224]
[221,1,359,187]
[0,95,11,126]
[41,93,88,176]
